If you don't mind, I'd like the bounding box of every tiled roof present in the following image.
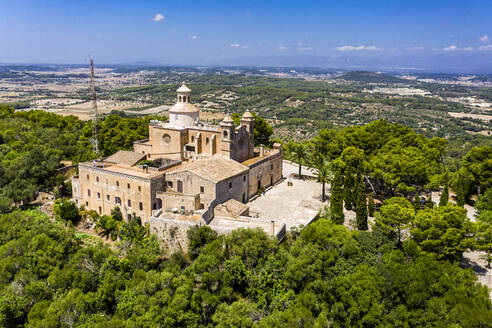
[168,156,248,183]
[104,150,147,166]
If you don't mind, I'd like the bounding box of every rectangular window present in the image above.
[86,174,89,180]
[200,186,204,193]
[87,189,91,197]
[229,182,232,189]
[127,199,131,207]
[106,194,110,201]
[98,206,102,214]
[116,181,119,187]
[138,186,141,192]
[271,164,273,170]
[85,201,88,206]
[243,175,246,182]
[127,183,130,189]
[115,197,121,204]
[97,192,100,200]
[167,181,173,188]
[96,176,99,182]
[139,202,143,210]
[200,203,205,209]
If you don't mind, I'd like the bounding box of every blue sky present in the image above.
[1,0,491,70]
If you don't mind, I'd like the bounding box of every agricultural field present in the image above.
[1,64,492,146]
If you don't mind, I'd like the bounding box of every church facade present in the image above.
[72,84,283,223]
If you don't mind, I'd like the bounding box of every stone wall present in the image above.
[149,216,204,253]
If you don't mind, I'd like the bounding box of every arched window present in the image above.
[223,130,228,137]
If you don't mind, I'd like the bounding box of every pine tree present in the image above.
[439,185,449,207]
[330,170,344,225]
[355,174,368,230]
[414,193,421,211]
[426,194,434,209]
[368,193,375,217]
[343,168,355,210]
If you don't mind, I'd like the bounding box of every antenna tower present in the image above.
[89,58,99,154]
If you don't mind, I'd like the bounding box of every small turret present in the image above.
[241,110,254,134]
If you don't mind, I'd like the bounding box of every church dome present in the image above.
[169,102,199,113]
[177,83,191,93]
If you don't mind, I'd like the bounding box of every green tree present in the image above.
[285,142,310,179]
[450,167,474,206]
[355,174,368,230]
[330,169,344,225]
[95,215,121,241]
[111,206,123,221]
[312,159,333,202]
[343,168,355,210]
[375,197,415,247]
[476,189,492,224]
[461,146,492,195]
[367,193,375,217]
[410,204,473,261]
[53,199,81,226]
[187,225,218,260]
[119,214,149,245]
[439,185,449,207]
[414,192,421,211]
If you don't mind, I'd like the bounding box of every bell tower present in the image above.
[220,114,235,159]
[241,111,255,159]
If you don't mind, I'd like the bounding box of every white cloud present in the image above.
[229,43,248,49]
[277,45,286,50]
[189,35,198,40]
[298,47,313,51]
[407,46,425,51]
[336,45,380,51]
[152,13,165,22]
[480,35,489,44]
[443,45,473,51]
[479,45,492,51]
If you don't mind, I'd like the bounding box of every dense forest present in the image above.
[0,207,491,327]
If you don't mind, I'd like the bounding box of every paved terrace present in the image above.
[247,161,325,229]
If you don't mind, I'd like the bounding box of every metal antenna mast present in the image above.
[89,57,99,154]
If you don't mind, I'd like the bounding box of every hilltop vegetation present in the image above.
[0,209,490,327]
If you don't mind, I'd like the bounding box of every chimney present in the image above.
[271,220,275,235]
[259,144,265,157]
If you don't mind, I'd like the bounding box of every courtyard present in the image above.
[247,160,325,229]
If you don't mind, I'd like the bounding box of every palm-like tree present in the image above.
[286,142,310,179]
[95,215,121,241]
[313,159,333,202]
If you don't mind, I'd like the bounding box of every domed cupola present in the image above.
[169,83,199,127]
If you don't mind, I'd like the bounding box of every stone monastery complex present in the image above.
[72,84,284,238]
